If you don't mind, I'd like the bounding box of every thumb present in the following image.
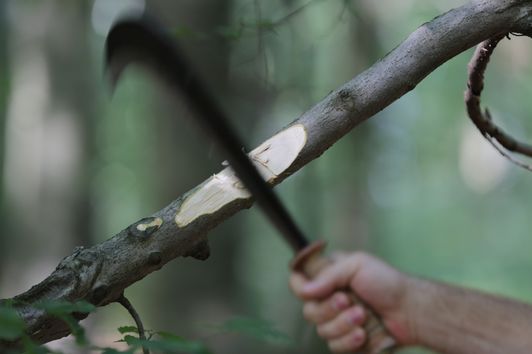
[301,257,360,299]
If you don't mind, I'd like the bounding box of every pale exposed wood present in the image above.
[175,124,307,226]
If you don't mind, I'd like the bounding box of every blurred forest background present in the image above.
[1,0,532,353]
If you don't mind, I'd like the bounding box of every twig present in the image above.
[486,136,532,172]
[117,294,149,354]
[271,0,316,27]
[465,34,532,171]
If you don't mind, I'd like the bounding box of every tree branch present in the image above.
[117,294,149,354]
[2,0,532,349]
[465,35,532,171]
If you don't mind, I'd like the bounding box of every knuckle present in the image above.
[330,252,348,261]
[351,251,370,262]
[328,328,366,353]
[327,341,338,353]
[303,302,318,322]
[317,322,342,340]
[328,340,349,353]
[291,286,304,299]
[316,323,329,338]
[289,274,306,297]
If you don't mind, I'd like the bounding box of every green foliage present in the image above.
[0,305,25,340]
[0,301,216,354]
[0,302,59,354]
[35,300,96,346]
[122,334,211,354]
[20,338,58,354]
[1,302,293,354]
[0,300,96,352]
[207,316,294,346]
[171,25,201,39]
[215,25,243,41]
[114,327,213,354]
[117,326,139,335]
[101,349,134,354]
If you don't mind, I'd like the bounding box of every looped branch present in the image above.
[465,34,532,171]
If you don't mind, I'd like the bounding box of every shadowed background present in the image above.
[1,1,532,353]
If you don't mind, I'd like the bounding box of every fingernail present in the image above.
[302,282,319,293]
[348,307,364,325]
[333,295,349,310]
[352,328,365,345]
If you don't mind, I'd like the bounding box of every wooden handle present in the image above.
[291,241,396,354]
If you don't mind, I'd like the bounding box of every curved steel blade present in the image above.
[105,15,308,252]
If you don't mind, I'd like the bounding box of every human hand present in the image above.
[290,252,416,353]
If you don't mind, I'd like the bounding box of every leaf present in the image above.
[122,335,138,346]
[170,25,196,39]
[0,305,25,340]
[21,337,59,354]
[33,300,94,345]
[101,349,122,354]
[58,314,87,346]
[215,25,243,40]
[125,334,212,354]
[256,20,276,32]
[101,348,135,354]
[208,316,294,346]
[117,326,139,334]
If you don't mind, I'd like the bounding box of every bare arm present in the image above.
[290,253,532,353]
[408,276,532,354]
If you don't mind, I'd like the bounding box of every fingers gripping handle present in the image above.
[291,241,397,354]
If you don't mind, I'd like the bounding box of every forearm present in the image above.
[407,277,532,354]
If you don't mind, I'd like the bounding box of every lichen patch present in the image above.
[136,217,163,231]
[129,216,163,238]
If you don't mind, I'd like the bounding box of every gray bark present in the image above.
[2,0,532,348]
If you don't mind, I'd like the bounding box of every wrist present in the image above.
[384,274,425,347]
[403,276,424,345]
[399,275,442,347]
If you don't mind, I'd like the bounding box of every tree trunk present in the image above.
[0,0,8,286]
[143,0,241,337]
[0,0,96,292]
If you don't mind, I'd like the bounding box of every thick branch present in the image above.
[2,0,532,348]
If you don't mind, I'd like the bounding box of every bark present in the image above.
[2,0,532,348]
